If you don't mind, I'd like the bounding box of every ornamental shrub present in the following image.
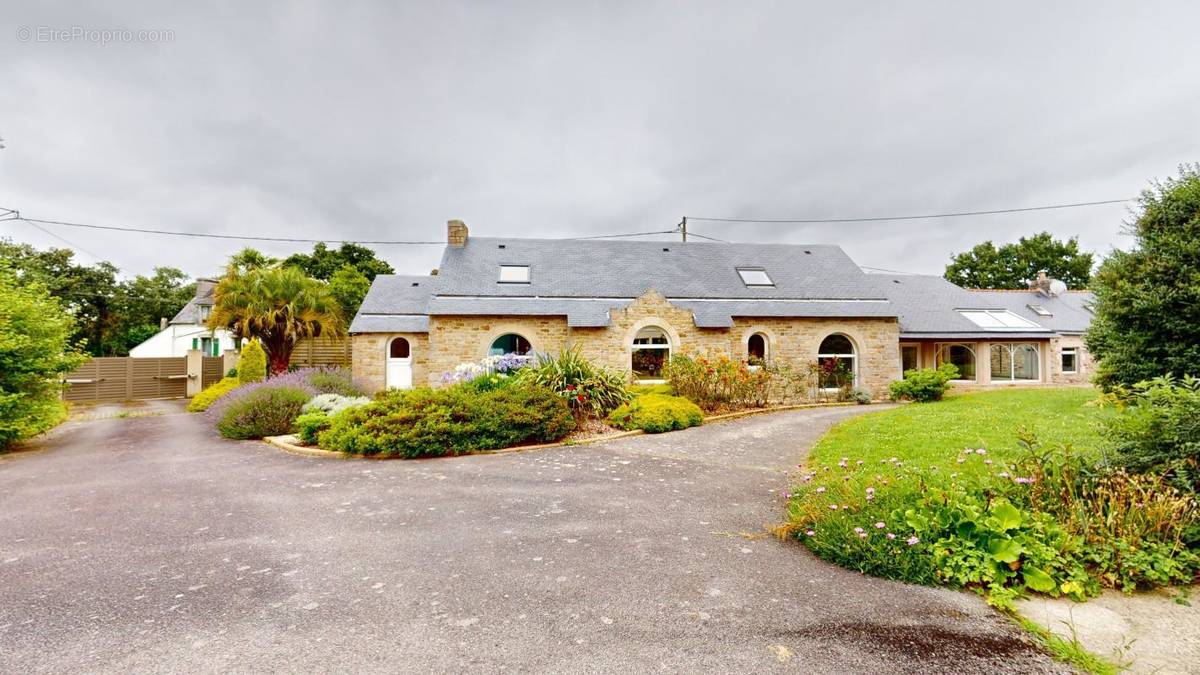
[1103,375,1200,496]
[664,352,773,411]
[0,271,85,449]
[238,340,267,384]
[849,386,873,405]
[888,364,958,402]
[187,376,240,412]
[514,347,630,419]
[607,394,703,433]
[306,367,364,397]
[301,392,370,415]
[217,386,311,439]
[294,411,332,444]
[318,384,575,457]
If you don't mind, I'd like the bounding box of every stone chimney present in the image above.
[1029,270,1052,295]
[447,219,468,247]
[160,317,169,330]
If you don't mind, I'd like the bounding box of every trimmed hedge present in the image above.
[889,364,958,403]
[607,394,703,433]
[318,384,576,457]
[217,386,311,439]
[238,340,267,384]
[187,376,240,412]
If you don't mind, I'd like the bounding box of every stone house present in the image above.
[349,221,1094,393]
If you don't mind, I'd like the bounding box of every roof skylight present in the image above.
[736,268,774,287]
[1027,304,1052,317]
[498,265,530,283]
[957,309,1042,330]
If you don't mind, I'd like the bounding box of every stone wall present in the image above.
[352,290,903,396]
[1047,335,1093,385]
[351,332,430,394]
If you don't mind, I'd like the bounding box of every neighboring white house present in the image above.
[129,278,239,358]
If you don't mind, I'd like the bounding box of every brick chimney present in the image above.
[1029,270,1052,295]
[447,219,468,247]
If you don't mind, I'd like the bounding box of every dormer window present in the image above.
[197,304,212,321]
[498,265,530,283]
[736,268,774,287]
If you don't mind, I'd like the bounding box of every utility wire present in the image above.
[566,229,678,240]
[19,219,108,262]
[685,198,1131,224]
[13,216,444,245]
[683,230,728,243]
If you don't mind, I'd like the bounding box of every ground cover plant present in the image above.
[780,388,1199,605]
[187,376,240,412]
[607,393,703,433]
[317,383,575,457]
[293,393,371,443]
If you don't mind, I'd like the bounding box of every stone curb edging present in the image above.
[261,400,869,461]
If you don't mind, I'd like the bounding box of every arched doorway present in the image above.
[747,333,768,364]
[632,326,671,380]
[386,337,413,389]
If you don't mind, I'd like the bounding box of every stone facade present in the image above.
[359,289,902,395]
[908,337,1094,387]
[351,332,430,394]
[1047,334,1093,385]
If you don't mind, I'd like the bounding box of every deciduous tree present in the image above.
[944,232,1093,289]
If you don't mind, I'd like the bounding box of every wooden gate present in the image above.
[201,356,225,388]
[62,357,188,402]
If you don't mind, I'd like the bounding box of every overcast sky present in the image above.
[3,1,1198,284]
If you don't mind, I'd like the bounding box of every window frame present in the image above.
[988,342,1041,383]
[817,333,857,390]
[957,309,1042,330]
[736,267,775,287]
[935,342,978,382]
[497,265,531,284]
[1061,346,1078,374]
[900,343,920,374]
[489,333,533,356]
[631,326,671,382]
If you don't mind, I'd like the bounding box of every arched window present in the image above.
[489,333,532,356]
[936,343,976,380]
[632,326,670,379]
[817,334,856,389]
[389,337,410,359]
[990,343,1039,382]
[747,333,768,364]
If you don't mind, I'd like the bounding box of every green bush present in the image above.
[294,411,331,445]
[238,340,267,384]
[187,376,240,412]
[0,271,85,449]
[514,347,630,419]
[664,352,773,411]
[849,386,872,405]
[1103,375,1200,495]
[629,383,675,397]
[607,394,703,433]
[318,384,576,457]
[888,363,958,402]
[217,386,311,439]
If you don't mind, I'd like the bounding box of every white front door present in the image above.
[386,337,413,389]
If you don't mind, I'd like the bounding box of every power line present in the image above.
[19,219,109,263]
[684,230,728,243]
[685,198,1132,224]
[14,216,445,245]
[566,229,678,240]
[860,265,922,275]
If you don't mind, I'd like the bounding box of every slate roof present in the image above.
[169,278,218,325]
[349,236,1094,337]
[870,273,1094,338]
[347,275,433,333]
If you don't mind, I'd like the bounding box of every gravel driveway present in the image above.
[0,404,1064,673]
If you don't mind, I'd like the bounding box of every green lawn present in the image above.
[809,387,1108,477]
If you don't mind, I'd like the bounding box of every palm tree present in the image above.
[207,266,344,375]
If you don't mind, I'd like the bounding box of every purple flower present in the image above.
[906,536,920,546]
[874,521,885,529]
[805,530,816,537]
[1014,477,1035,485]
[857,531,868,539]
[886,533,896,540]
[816,487,826,494]
[853,527,865,534]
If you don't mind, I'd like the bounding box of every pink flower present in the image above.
[857,531,868,539]
[784,492,792,498]
[1014,477,1035,484]
[829,504,838,510]
[853,527,865,534]
[886,533,896,540]
[805,530,815,536]
[874,522,885,529]
[816,487,826,494]
[956,458,966,464]
[998,472,1010,478]
[984,460,993,465]
[906,536,920,546]
[975,448,987,455]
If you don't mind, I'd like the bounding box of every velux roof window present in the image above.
[736,268,774,287]
[957,309,1042,330]
[498,265,530,283]
[1027,304,1052,317]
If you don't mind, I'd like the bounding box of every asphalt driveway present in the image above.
[0,404,1064,674]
